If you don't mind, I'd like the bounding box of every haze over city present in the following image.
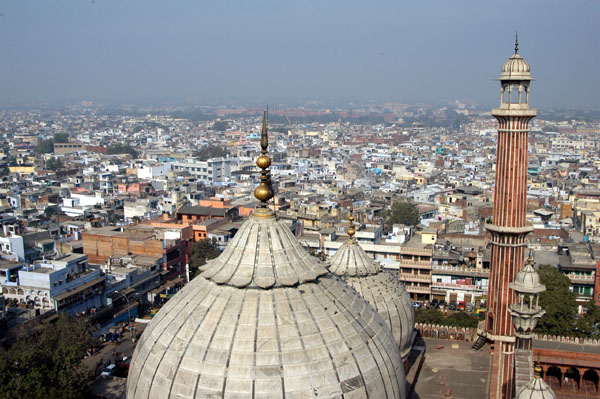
[1,0,599,108]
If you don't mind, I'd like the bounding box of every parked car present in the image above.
[466,303,473,312]
[448,301,457,311]
[430,299,439,308]
[439,300,447,309]
[101,364,116,378]
[412,301,422,309]
[458,301,465,311]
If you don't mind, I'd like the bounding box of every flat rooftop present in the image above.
[412,337,491,399]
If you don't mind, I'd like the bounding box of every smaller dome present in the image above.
[516,365,556,399]
[329,239,380,277]
[509,258,545,294]
[329,238,415,359]
[498,36,533,81]
[501,54,531,74]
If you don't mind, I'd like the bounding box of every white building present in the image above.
[171,157,231,183]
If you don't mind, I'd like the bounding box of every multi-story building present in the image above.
[1,253,105,313]
[171,157,231,183]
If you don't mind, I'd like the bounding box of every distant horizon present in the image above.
[1,1,599,109]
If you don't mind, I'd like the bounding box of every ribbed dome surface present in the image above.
[509,263,545,294]
[499,53,533,81]
[127,212,407,399]
[329,240,415,360]
[516,376,555,399]
[200,214,328,288]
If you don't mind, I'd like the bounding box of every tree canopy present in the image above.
[36,139,54,154]
[189,238,222,278]
[537,265,578,336]
[0,314,97,399]
[53,133,69,143]
[212,120,230,132]
[45,157,64,171]
[193,145,229,161]
[107,144,138,158]
[415,308,479,328]
[384,201,420,230]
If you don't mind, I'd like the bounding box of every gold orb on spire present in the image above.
[347,206,356,238]
[253,111,275,207]
[257,154,271,169]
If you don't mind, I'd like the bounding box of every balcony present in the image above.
[406,285,431,294]
[432,265,490,278]
[566,274,595,284]
[431,281,487,292]
[399,273,431,283]
[399,260,431,269]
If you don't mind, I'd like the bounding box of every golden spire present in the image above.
[347,205,356,238]
[534,363,542,379]
[527,249,534,265]
[515,31,519,54]
[254,111,274,207]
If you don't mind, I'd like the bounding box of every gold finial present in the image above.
[347,205,355,238]
[515,31,519,54]
[534,363,542,379]
[254,111,274,206]
[527,249,534,265]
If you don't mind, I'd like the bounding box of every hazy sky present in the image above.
[1,1,599,108]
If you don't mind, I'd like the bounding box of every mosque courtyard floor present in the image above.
[410,337,492,399]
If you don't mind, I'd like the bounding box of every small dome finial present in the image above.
[534,363,543,379]
[347,205,355,238]
[527,248,534,265]
[515,31,519,54]
[253,111,274,206]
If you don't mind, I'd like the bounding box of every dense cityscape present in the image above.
[1,1,600,398]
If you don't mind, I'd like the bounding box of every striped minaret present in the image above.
[486,35,536,399]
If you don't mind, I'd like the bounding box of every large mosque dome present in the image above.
[328,210,415,360]
[126,114,406,399]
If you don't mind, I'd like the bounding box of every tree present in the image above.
[537,265,578,336]
[53,133,69,143]
[189,238,222,278]
[36,139,54,154]
[45,157,64,171]
[575,300,600,338]
[415,308,444,325]
[193,145,229,161]
[0,314,97,399]
[212,120,229,132]
[107,144,138,158]
[384,201,420,230]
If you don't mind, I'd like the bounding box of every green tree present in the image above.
[212,120,229,132]
[384,201,420,230]
[537,265,578,336]
[445,312,479,328]
[575,300,600,338]
[0,314,97,399]
[193,145,229,161]
[53,133,69,143]
[415,308,445,325]
[189,238,222,278]
[107,144,138,158]
[36,139,54,154]
[45,157,64,171]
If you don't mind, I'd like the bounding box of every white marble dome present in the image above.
[329,237,415,361]
[127,209,407,399]
[509,262,545,295]
[499,40,533,81]
[516,367,555,399]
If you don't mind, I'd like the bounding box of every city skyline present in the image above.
[1,1,599,108]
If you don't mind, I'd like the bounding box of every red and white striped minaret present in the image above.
[486,35,536,399]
